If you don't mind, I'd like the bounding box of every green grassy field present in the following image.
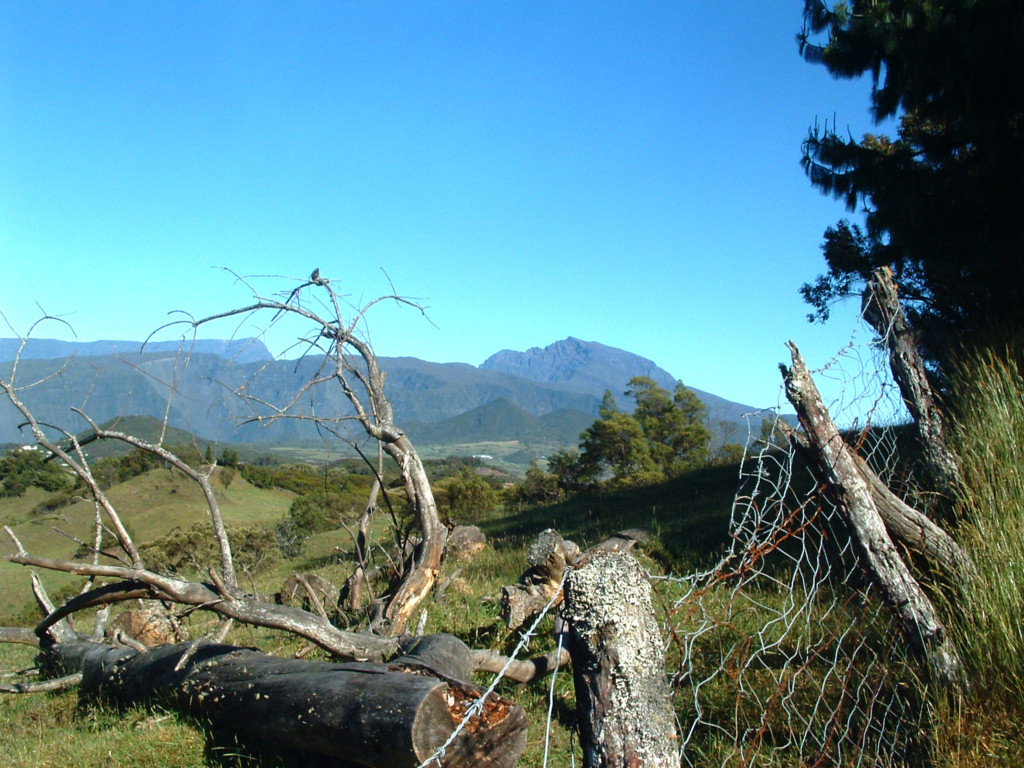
[0,467,295,625]
[2,410,1022,768]
[0,455,739,768]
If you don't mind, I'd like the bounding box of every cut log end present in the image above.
[41,637,528,768]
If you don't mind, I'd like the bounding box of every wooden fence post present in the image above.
[563,548,678,768]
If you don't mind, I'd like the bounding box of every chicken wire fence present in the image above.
[418,321,934,768]
[660,324,931,767]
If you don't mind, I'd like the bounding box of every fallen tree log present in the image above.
[43,633,527,768]
[853,451,973,582]
[781,341,965,689]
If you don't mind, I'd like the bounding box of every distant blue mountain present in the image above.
[482,337,678,397]
[0,336,767,453]
[0,337,273,365]
[482,337,766,435]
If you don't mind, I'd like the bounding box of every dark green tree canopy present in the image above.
[554,377,711,489]
[798,0,1024,361]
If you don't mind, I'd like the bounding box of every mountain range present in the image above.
[0,336,767,462]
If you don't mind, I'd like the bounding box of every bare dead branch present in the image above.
[70,412,236,588]
[0,672,83,694]
[470,646,572,684]
[0,628,40,647]
[4,525,26,556]
[782,341,965,688]
[7,550,400,662]
[182,274,445,635]
[0,378,142,567]
[112,629,150,653]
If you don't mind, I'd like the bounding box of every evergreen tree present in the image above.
[798,0,1024,362]
[628,377,711,475]
[565,379,712,488]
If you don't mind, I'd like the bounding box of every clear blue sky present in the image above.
[1,1,882,410]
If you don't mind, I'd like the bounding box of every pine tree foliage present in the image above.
[798,0,1024,361]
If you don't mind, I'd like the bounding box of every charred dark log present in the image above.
[43,634,527,768]
[563,548,678,768]
[782,341,965,688]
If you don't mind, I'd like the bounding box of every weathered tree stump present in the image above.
[563,549,678,768]
[446,525,487,562]
[500,528,579,630]
[43,633,527,768]
[106,607,185,646]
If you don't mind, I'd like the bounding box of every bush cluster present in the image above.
[0,447,73,496]
[138,522,280,577]
[432,468,502,523]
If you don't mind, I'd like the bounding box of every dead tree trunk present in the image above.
[563,548,678,768]
[500,528,579,631]
[379,431,446,635]
[781,341,965,688]
[44,634,527,768]
[853,451,973,582]
[861,266,963,498]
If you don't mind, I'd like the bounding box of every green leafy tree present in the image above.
[513,460,562,505]
[579,398,658,483]
[0,447,72,496]
[572,379,711,487]
[218,447,240,468]
[798,0,1024,362]
[626,377,711,476]
[546,447,595,492]
[432,468,500,523]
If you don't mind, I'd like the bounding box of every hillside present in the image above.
[405,398,594,446]
[0,337,767,461]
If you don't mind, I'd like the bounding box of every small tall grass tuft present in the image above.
[947,341,1024,710]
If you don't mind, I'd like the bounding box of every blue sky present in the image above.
[1,2,883,411]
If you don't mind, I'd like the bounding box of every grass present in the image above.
[5,398,1022,768]
[0,457,741,767]
[925,341,1024,757]
[0,467,294,624]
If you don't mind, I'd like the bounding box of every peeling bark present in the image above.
[862,266,963,498]
[782,341,965,688]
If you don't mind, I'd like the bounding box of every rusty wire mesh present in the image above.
[659,323,932,767]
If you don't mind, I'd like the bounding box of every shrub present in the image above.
[432,468,500,523]
[0,447,73,496]
[287,491,352,538]
[508,461,562,506]
[138,522,280,577]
